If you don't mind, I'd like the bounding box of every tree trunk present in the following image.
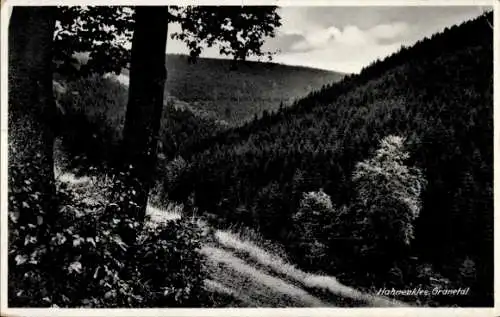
[113,7,169,240]
[8,7,57,240]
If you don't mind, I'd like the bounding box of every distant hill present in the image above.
[55,53,343,166]
[170,13,493,306]
[121,54,345,125]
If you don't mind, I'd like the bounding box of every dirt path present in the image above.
[147,205,406,308]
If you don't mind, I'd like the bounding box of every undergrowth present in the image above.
[8,169,208,307]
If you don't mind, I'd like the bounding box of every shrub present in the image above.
[291,190,334,267]
[137,219,206,307]
[8,177,207,307]
[154,156,188,203]
[289,189,353,272]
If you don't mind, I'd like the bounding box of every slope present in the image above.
[123,54,345,125]
[169,13,493,306]
[56,54,344,166]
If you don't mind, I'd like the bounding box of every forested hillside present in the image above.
[55,74,228,169]
[128,54,345,125]
[165,13,493,306]
[55,54,344,167]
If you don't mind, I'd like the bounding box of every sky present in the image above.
[166,6,489,73]
[4,5,490,74]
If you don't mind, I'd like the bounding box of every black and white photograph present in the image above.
[0,1,497,313]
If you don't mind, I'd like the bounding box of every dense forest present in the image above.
[55,54,343,168]
[55,74,228,169]
[159,12,493,306]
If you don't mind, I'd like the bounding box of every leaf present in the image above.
[74,209,85,218]
[54,233,67,245]
[24,235,37,245]
[15,254,27,265]
[37,215,43,225]
[9,211,20,223]
[86,237,97,247]
[104,290,114,299]
[22,201,30,209]
[73,238,82,247]
[112,235,128,251]
[68,261,83,274]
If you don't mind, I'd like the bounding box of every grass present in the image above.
[213,229,406,307]
[201,246,325,307]
[203,279,257,307]
[145,204,182,224]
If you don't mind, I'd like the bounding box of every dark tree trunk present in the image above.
[113,7,169,242]
[8,7,57,239]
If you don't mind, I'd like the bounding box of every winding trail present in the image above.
[146,205,407,308]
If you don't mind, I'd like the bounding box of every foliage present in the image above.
[289,136,425,276]
[55,74,127,168]
[291,191,335,268]
[251,181,290,241]
[54,6,134,76]
[158,156,188,196]
[170,6,281,63]
[53,6,283,78]
[351,135,426,259]
[135,219,206,307]
[8,177,207,308]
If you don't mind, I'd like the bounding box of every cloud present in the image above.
[267,6,485,72]
[263,33,307,54]
[275,41,402,74]
[276,7,319,36]
[287,21,409,54]
[329,25,372,46]
[369,22,409,42]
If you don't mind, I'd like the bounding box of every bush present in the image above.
[8,178,207,307]
[291,190,335,267]
[154,156,188,203]
[137,219,206,307]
